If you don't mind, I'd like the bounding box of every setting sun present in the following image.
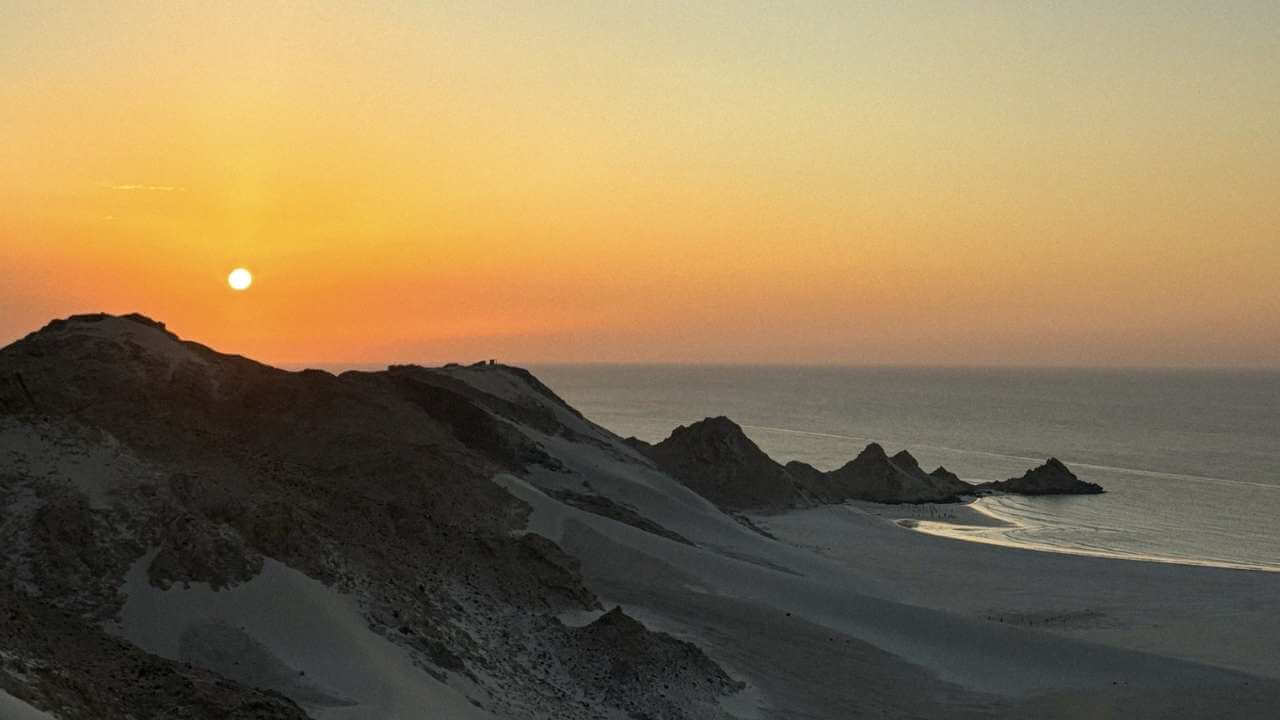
[227,268,253,291]
[2,4,1279,719]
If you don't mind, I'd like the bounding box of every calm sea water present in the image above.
[533,365,1280,572]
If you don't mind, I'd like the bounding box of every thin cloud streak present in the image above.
[100,183,184,192]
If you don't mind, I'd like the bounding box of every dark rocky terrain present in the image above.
[0,314,742,719]
[789,444,973,504]
[977,458,1104,495]
[625,417,809,511]
[632,416,1083,510]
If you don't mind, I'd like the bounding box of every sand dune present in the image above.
[115,556,490,720]
[499,424,1280,717]
[4,313,1277,719]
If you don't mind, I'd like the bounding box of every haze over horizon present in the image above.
[4,2,1278,368]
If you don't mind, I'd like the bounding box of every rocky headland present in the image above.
[629,416,1097,511]
[977,457,1105,495]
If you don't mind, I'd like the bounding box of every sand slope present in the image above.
[116,556,490,720]
[497,426,1280,718]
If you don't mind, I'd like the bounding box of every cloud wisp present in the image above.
[100,183,185,192]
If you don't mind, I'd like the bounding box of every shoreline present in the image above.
[749,502,1280,685]
[849,497,1013,528]
[886,496,1280,574]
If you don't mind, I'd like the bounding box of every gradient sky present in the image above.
[3,2,1278,367]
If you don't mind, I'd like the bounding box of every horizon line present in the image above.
[277,360,1280,374]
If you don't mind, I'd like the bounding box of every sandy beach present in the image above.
[756,503,1280,682]
[499,427,1280,719]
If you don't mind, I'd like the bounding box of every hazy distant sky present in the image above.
[3,2,1277,366]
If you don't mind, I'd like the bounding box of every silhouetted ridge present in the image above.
[801,442,972,504]
[979,457,1103,495]
[0,312,743,719]
[637,417,981,507]
[634,416,808,511]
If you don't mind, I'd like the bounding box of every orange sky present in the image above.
[3,2,1278,367]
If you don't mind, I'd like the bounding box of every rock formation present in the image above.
[631,417,1105,508]
[627,416,809,511]
[552,607,745,716]
[798,444,973,504]
[628,417,978,509]
[978,458,1103,495]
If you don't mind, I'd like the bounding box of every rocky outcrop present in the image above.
[630,416,808,512]
[553,607,745,718]
[0,313,743,720]
[636,416,975,507]
[799,443,973,504]
[638,417,1105,506]
[979,458,1103,495]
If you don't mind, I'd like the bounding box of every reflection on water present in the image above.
[906,492,1280,573]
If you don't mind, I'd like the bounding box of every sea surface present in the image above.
[533,365,1280,572]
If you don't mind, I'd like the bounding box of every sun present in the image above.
[227,267,253,291]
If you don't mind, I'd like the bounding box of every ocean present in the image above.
[533,365,1280,572]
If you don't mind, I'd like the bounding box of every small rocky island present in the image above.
[977,457,1105,496]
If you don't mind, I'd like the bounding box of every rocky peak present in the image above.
[655,415,773,466]
[669,415,745,441]
[978,458,1103,495]
[796,441,974,504]
[891,449,922,473]
[1043,458,1071,474]
[640,416,805,512]
[589,606,647,635]
[35,312,181,344]
[929,466,962,484]
[856,442,889,462]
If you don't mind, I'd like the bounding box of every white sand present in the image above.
[115,555,490,720]
[757,503,1280,681]
[502,473,1252,691]
[494,420,1280,718]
